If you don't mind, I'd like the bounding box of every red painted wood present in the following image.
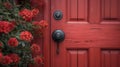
[102,51,111,67]
[78,0,88,21]
[111,51,119,67]
[67,50,77,67]
[89,0,100,23]
[104,0,111,19]
[105,51,111,67]
[44,0,51,67]
[68,0,78,21]
[50,0,120,67]
[111,0,118,19]
[117,51,120,67]
[78,50,88,67]
[101,50,120,67]
[89,48,95,67]
[101,0,105,20]
[67,50,88,67]
[119,0,120,21]
[102,0,119,22]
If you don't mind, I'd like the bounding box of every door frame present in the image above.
[44,0,51,67]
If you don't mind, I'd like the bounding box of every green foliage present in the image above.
[0,0,44,67]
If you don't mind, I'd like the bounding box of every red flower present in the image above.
[39,20,48,28]
[3,2,12,9]
[8,54,20,64]
[34,56,43,64]
[33,20,48,28]
[1,56,13,65]
[0,21,15,34]
[20,31,33,41]
[19,9,33,21]
[0,53,3,62]
[9,23,15,32]
[31,44,40,54]
[32,8,39,16]
[8,38,18,47]
[19,8,39,22]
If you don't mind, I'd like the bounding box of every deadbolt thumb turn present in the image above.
[52,30,65,54]
[53,10,63,20]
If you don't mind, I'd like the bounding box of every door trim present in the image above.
[44,0,51,67]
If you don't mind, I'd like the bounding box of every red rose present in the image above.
[20,31,33,41]
[3,2,12,9]
[2,56,13,65]
[32,8,39,16]
[34,56,43,64]
[8,38,18,47]
[8,54,20,64]
[0,21,15,34]
[19,9,33,21]
[31,44,40,54]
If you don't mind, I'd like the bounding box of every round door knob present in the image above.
[52,30,65,43]
[53,10,63,20]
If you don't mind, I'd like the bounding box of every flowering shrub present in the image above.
[0,0,47,67]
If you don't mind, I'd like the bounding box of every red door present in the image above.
[50,0,120,67]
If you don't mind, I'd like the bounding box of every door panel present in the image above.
[101,50,120,67]
[67,50,88,67]
[78,50,88,67]
[78,0,88,21]
[67,50,78,67]
[68,0,78,20]
[51,0,120,67]
[101,0,120,23]
[67,0,88,22]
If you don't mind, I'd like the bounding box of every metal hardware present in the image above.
[53,10,63,20]
[52,30,65,54]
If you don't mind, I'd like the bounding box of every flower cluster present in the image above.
[20,31,33,42]
[19,8,39,21]
[0,0,47,67]
[8,38,18,47]
[0,21,15,34]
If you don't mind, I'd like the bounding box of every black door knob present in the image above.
[52,30,65,43]
[53,10,63,20]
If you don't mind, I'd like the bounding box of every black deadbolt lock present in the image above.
[52,30,65,43]
[53,10,63,20]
